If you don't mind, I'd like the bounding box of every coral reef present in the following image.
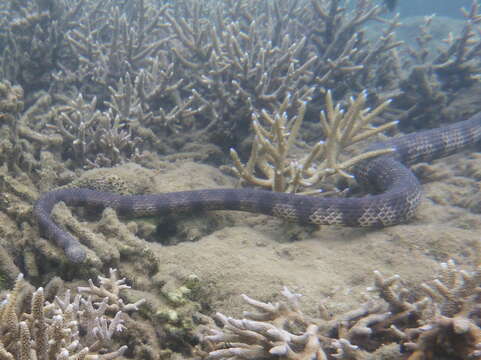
[0,268,144,359]
[0,0,481,358]
[196,259,481,359]
[0,0,407,169]
[1,0,480,172]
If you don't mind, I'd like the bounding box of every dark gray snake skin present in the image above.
[34,112,481,263]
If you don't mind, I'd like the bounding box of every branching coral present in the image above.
[200,288,330,359]
[63,0,169,95]
[0,80,62,175]
[163,0,317,145]
[53,89,143,168]
[307,0,403,92]
[230,90,396,193]
[395,0,481,129]
[0,0,86,94]
[1,1,480,358]
[3,0,472,168]
[403,259,481,359]
[197,259,481,360]
[0,268,144,359]
[1,0,478,165]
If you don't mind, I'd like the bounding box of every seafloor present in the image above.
[96,144,481,320]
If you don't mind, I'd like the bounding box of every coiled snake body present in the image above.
[34,112,481,263]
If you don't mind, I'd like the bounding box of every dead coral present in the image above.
[37,200,161,281]
[196,259,481,360]
[0,80,64,180]
[0,268,145,359]
[0,80,23,122]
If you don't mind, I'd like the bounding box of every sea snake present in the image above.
[34,112,481,263]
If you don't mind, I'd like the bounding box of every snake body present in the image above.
[34,112,481,263]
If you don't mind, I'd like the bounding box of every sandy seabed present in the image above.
[105,148,480,319]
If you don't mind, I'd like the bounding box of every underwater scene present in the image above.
[0,0,480,359]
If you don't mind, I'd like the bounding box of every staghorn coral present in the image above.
[306,0,403,92]
[1,2,481,357]
[61,0,169,98]
[2,0,473,165]
[402,259,481,359]
[40,0,400,152]
[229,89,396,193]
[196,259,481,360]
[0,0,478,161]
[0,81,24,172]
[0,0,412,176]
[160,0,402,147]
[52,86,143,168]
[393,1,481,130]
[0,268,145,359]
[0,0,86,95]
